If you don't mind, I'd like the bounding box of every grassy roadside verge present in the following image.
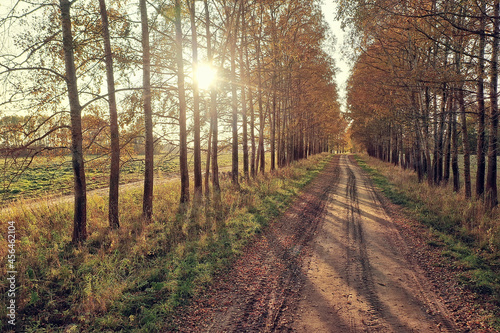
[0,153,332,332]
[354,154,500,330]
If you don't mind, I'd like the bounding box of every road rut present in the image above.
[293,155,457,332]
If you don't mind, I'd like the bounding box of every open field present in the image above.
[0,152,259,204]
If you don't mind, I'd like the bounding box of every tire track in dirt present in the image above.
[293,155,458,332]
[344,160,383,332]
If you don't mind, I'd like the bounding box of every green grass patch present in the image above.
[0,153,333,332]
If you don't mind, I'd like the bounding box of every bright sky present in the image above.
[0,1,15,55]
[321,0,353,112]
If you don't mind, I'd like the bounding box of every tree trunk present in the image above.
[205,0,220,194]
[434,87,446,185]
[270,7,277,171]
[257,7,265,175]
[451,98,460,193]
[175,0,190,205]
[476,1,487,198]
[99,0,120,229]
[249,88,256,178]
[205,128,211,197]
[443,94,453,184]
[277,83,284,167]
[60,0,87,243]
[245,40,256,177]
[486,0,499,207]
[271,81,276,171]
[188,0,202,201]
[399,126,405,169]
[230,6,240,186]
[458,88,472,198]
[423,87,433,184]
[140,0,153,219]
[240,4,249,179]
[279,81,288,167]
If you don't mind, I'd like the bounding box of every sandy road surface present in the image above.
[172,155,459,332]
[293,155,457,332]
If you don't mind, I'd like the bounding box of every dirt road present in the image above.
[293,155,457,332]
[173,155,458,332]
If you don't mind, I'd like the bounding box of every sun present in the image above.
[195,63,217,90]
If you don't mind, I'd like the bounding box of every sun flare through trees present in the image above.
[0,1,344,244]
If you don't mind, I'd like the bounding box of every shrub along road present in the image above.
[172,155,461,332]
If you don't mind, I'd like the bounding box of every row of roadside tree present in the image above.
[0,0,344,242]
[341,0,500,208]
